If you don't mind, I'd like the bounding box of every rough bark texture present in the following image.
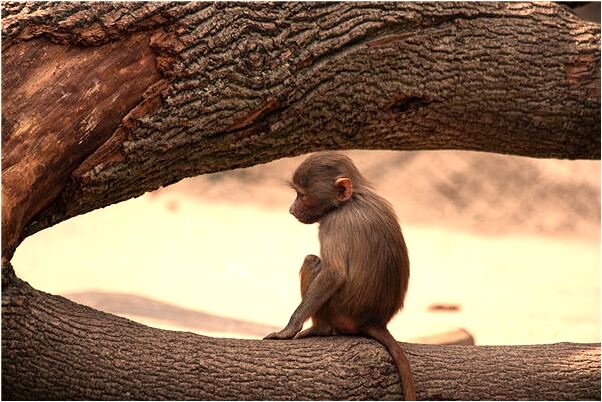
[1,2,600,260]
[2,2,600,400]
[2,267,600,400]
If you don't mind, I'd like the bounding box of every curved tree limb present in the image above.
[2,266,600,400]
[1,1,599,259]
[1,2,600,399]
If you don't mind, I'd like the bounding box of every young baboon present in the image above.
[265,151,416,400]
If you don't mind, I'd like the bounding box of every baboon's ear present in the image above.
[335,177,353,202]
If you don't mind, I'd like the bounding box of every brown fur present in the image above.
[265,152,416,400]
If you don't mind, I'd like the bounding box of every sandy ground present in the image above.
[11,150,600,345]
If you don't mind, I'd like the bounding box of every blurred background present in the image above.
[11,150,600,345]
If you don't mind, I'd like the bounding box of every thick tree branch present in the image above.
[1,2,599,260]
[2,272,599,400]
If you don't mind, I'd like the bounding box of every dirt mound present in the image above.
[155,150,600,240]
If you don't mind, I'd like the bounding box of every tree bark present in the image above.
[2,2,600,400]
[2,266,599,400]
[1,1,600,259]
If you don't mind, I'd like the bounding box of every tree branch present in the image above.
[2,272,599,400]
[1,2,599,259]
